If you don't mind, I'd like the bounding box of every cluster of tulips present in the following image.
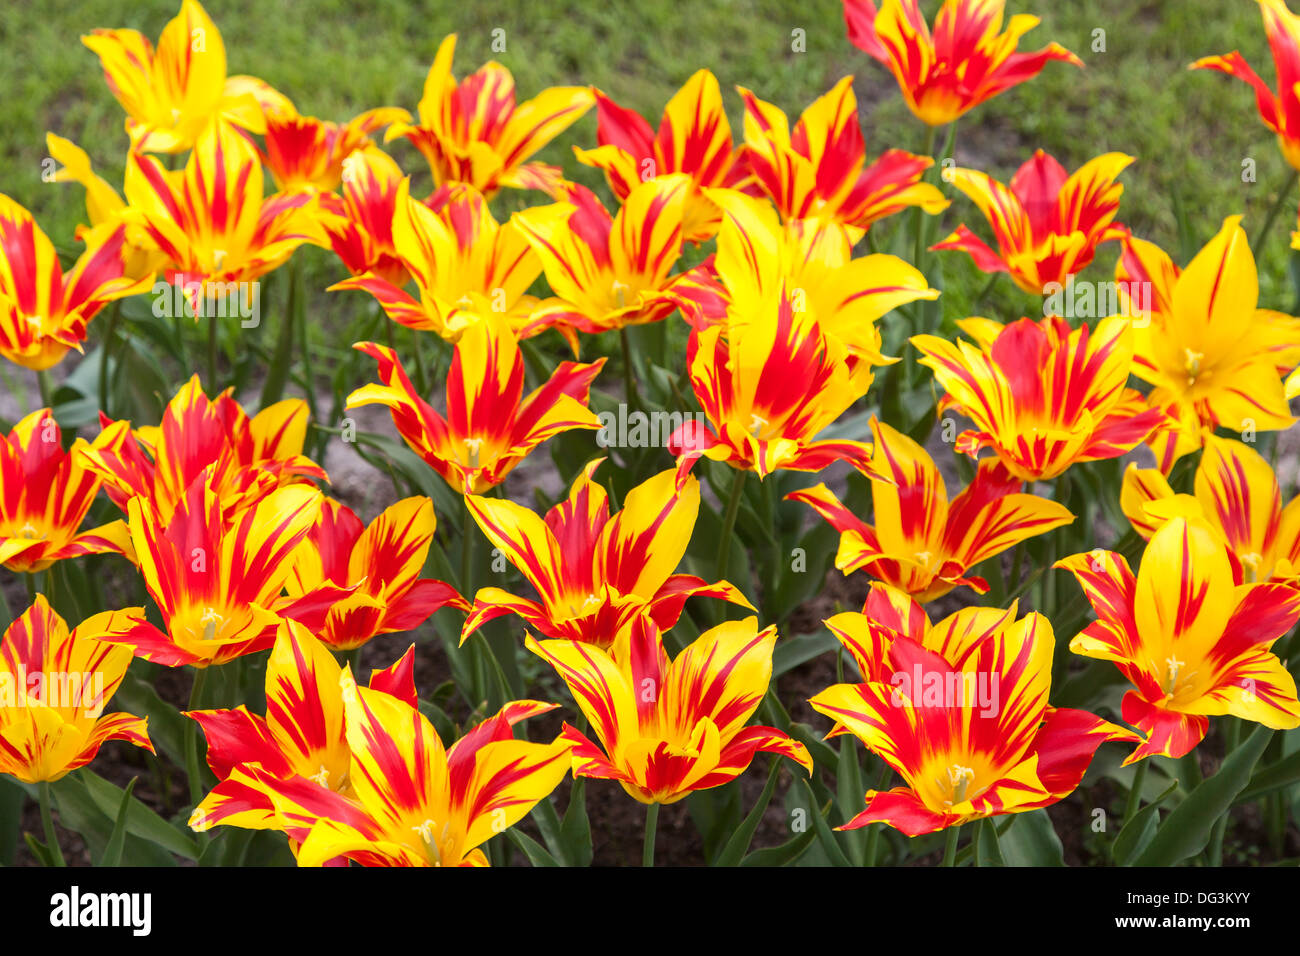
[2,0,1300,868]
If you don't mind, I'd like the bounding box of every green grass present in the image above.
[1,0,1296,360]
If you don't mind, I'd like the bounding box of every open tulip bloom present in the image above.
[841,0,1082,127]
[462,463,751,646]
[788,417,1072,602]
[528,615,812,805]
[1058,517,1300,765]
[810,583,1138,836]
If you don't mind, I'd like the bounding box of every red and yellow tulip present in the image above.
[45,133,169,282]
[0,195,153,371]
[462,462,751,647]
[931,150,1133,294]
[1115,218,1300,472]
[788,418,1072,602]
[82,0,265,153]
[0,596,153,784]
[309,146,413,287]
[332,179,547,342]
[347,317,604,494]
[99,471,328,667]
[0,409,130,574]
[912,315,1168,481]
[1192,0,1300,170]
[696,189,937,370]
[811,584,1136,835]
[739,76,948,228]
[187,621,416,835]
[1121,435,1300,584]
[385,33,594,197]
[222,678,572,866]
[573,69,756,243]
[669,290,876,480]
[76,375,326,524]
[842,0,1082,126]
[528,615,812,805]
[121,118,317,314]
[287,497,468,651]
[512,175,700,343]
[1058,517,1300,764]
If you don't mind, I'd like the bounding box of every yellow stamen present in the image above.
[748,413,768,436]
[308,765,330,788]
[199,607,224,643]
[463,437,483,468]
[1240,551,1263,583]
[1163,655,1184,696]
[611,280,629,310]
[1183,348,1204,385]
[941,764,975,805]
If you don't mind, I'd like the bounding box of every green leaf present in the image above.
[1236,748,1300,804]
[713,760,782,867]
[113,670,188,769]
[100,777,138,868]
[24,832,54,868]
[1114,780,1179,866]
[79,769,199,861]
[772,629,837,679]
[508,828,561,867]
[836,737,867,865]
[976,817,1006,867]
[1132,724,1274,867]
[49,774,176,866]
[798,778,853,867]
[558,777,593,868]
[998,810,1065,866]
[740,828,815,867]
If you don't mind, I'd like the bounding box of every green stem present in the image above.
[1123,757,1148,829]
[715,467,747,585]
[973,271,1001,311]
[38,781,65,866]
[37,370,54,409]
[912,125,938,267]
[206,312,219,389]
[1253,169,1299,251]
[864,761,891,866]
[98,302,121,415]
[184,667,211,810]
[643,801,660,867]
[620,326,640,410]
[941,824,960,867]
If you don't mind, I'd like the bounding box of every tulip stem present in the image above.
[1253,169,1299,252]
[184,667,211,811]
[913,125,938,267]
[99,302,122,415]
[716,468,747,586]
[643,802,660,867]
[1123,757,1148,830]
[38,782,65,867]
[37,370,54,409]
[620,327,640,410]
[206,314,219,390]
[941,824,960,867]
